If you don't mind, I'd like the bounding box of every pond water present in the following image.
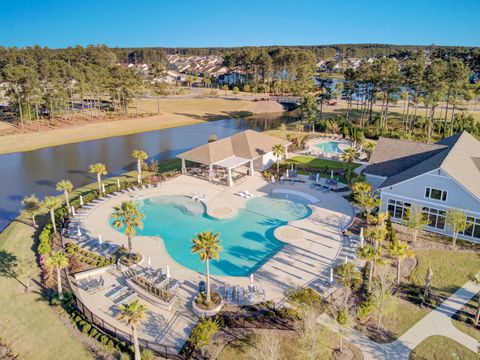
[0,112,297,231]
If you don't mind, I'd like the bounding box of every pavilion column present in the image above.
[227,168,233,187]
[209,164,213,181]
[181,158,186,174]
[249,160,254,176]
[284,146,288,159]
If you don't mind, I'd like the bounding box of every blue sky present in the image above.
[1,0,479,48]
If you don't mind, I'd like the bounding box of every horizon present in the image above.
[2,0,479,48]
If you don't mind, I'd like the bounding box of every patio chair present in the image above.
[226,286,233,302]
[237,287,245,303]
[244,191,254,198]
[257,287,266,300]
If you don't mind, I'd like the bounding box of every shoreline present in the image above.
[0,97,283,155]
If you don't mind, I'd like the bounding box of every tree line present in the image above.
[0,45,170,129]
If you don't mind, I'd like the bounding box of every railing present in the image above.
[73,295,183,359]
[60,230,184,359]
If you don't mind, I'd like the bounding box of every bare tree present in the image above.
[294,305,324,360]
[249,330,281,360]
[371,268,397,330]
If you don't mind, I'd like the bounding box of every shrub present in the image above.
[357,295,377,320]
[141,349,154,360]
[286,287,324,308]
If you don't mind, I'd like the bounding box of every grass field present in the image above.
[0,172,144,359]
[409,249,480,300]
[409,335,478,360]
[283,155,361,169]
[0,217,93,360]
[217,327,362,360]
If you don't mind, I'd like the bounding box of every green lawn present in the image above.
[0,217,93,360]
[283,155,361,170]
[0,172,152,359]
[409,336,478,360]
[409,249,480,300]
[381,299,429,340]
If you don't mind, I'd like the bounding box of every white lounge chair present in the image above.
[244,191,254,198]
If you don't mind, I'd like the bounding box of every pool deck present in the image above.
[75,174,354,351]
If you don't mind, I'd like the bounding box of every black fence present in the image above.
[73,295,183,359]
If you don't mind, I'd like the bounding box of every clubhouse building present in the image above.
[364,131,480,242]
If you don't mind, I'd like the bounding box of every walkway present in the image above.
[319,281,480,359]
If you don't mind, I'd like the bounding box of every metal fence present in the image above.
[73,295,183,359]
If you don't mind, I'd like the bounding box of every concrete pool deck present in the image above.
[75,174,354,351]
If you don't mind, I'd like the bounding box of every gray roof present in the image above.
[364,131,480,200]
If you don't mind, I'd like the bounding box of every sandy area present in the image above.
[0,98,284,154]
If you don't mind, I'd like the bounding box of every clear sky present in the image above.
[1,0,479,48]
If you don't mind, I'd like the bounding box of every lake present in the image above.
[0,113,297,231]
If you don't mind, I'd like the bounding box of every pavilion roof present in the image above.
[177,130,291,166]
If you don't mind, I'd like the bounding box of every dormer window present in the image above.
[425,187,447,201]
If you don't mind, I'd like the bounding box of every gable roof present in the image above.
[365,131,480,200]
[177,130,290,166]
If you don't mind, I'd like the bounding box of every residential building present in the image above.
[364,131,480,242]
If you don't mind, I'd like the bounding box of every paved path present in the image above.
[319,281,480,359]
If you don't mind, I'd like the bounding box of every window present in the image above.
[387,199,411,219]
[425,187,447,201]
[461,216,480,240]
[421,207,446,230]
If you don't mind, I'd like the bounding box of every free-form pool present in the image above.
[112,194,311,276]
[315,141,342,154]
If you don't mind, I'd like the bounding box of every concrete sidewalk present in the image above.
[319,281,480,359]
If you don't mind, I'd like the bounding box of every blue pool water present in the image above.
[111,194,311,276]
[315,141,342,154]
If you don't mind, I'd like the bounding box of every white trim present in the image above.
[389,216,480,244]
[378,167,480,203]
[381,191,480,216]
[424,186,448,203]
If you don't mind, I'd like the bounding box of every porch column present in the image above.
[249,160,254,176]
[284,145,288,159]
[209,164,213,181]
[181,158,186,174]
[227,168,233,187]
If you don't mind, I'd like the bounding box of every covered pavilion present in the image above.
[177,130,291,186]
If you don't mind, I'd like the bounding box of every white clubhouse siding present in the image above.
[378,168,480,242]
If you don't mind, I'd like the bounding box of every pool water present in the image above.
[315,141,342,154]
[111,194,311,276]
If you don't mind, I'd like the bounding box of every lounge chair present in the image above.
[226,286,233,302]
[237,287,245,302]
[244,191,254,198]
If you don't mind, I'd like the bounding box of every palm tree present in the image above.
[45,250,69,300]
[191,231,222,303]
[295,123,303,137]
[111,201,144,259]
[132,149,148,185]
[43,196,62,233]
[334,262,361,306]
[364,142,376,160]
[341,147,359,168]
[272,144,285,176]
[22,193,41,227]
[388,241,413,285]
[357,244,385,291]
[364,225,387,248]
[56,179,73,210]
[88,163,108,193]
[117,299,147,360]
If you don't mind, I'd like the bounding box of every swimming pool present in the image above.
[315,141,342,154]
[111,194,311,276]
